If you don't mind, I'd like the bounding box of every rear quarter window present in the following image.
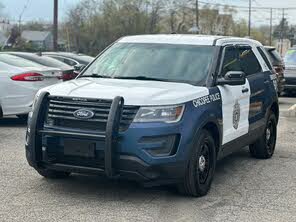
[268,49,283,66]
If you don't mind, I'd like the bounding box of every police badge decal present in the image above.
[233,100,241,130]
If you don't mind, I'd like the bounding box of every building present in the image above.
[0,31,7,47]
[21,30,53,50]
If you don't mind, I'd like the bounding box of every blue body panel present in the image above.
[42,87,222,168]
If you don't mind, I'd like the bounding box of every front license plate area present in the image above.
[64,139,95,158]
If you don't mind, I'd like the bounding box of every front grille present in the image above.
[45,96,139,132]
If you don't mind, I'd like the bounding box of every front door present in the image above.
[237,46,267,132]
[217,46,251,145]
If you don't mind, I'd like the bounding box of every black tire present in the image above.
[249,112,277,159]
[178,129,217,197]
[36,168,71,179]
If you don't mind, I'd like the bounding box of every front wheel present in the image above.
[178,129,217,197]
[249,112,277,159]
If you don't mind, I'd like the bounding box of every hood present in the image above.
[43,78,209,106]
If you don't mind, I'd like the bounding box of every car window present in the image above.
[257,47,273,70]
[63,58,78,66]
[220,46,242,76]
[238,47,262,76]
[0,54,42,68]
[265,48,282,66]
[47,55,64,62]
[284,49,296,66]
[48,55,78,66]
[13,54,72,69]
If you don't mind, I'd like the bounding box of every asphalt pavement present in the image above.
[0,96,296,222]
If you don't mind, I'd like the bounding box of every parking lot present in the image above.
[0,96,295,222]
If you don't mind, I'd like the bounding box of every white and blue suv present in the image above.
[25,35,279,197]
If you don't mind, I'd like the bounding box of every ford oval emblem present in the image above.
[73,109,95,119]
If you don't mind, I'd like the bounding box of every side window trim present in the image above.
[251,46,270,72]
[257,47,273,70]
[218,44,237,77]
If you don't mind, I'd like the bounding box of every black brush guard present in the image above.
[26,92,124,178]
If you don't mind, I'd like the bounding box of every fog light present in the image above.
[140,135,180,157]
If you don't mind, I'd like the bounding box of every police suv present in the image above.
[26,35,279,197]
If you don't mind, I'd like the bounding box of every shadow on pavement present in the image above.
[35,149,252,199]
[0,117,27,127]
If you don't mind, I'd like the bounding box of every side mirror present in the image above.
[74,64,86,72]
[217,71,246,86]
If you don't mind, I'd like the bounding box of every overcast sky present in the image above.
[1,0,296,26]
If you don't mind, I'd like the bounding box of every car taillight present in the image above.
[11,73,44,81]
[61,71,78,81]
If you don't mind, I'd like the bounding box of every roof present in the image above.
[118,34,262,47]
[264,46,276,50]
[21,30,51,41]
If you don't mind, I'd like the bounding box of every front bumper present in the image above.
[25,93,189,185]
[284,77,296,91]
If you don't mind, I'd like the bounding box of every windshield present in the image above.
[81,43,215,85]
[284,49,296,66]
[0,54,42,68]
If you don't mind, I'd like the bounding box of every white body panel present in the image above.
[44,78,209,106]
[0,62,62,116]
[218,79,251,145]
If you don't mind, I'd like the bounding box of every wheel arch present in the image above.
[270,102,279,123]
[202,121,222,157]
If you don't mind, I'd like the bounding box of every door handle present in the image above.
[242,88,249,93]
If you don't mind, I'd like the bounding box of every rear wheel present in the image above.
[178,129,216,197]
[249,112,277,159]
[36,168,70,179]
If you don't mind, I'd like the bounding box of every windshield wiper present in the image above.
[81,73,112,78]
[112,76,167,82]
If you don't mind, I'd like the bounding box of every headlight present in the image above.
[133,105,185,123]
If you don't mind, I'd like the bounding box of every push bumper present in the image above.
[25,92,187,185]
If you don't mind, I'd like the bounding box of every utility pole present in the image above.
[248,0,251,36]
[53,0,58,51]
[188,0,199,34]
[18,0,30,34]
[269,8,273,46]
[195,0,199,30]
[280,8,285,55]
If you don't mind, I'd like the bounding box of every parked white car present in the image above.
[0,55,62,119]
